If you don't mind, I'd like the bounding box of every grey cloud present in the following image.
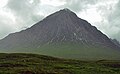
[6,0,43,27]
[0,25,12,39]
[107,0,120,41]
[60,0,99,12]
[0,22,15,39]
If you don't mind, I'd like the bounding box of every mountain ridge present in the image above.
[1,9,118,48]
[0,8,120,60]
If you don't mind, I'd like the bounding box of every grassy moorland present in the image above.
[0,53,120,74]
[3,43,120,60]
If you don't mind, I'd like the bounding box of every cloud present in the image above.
[6,0,44,28]
[61,0,99,12]
[107,0,120,41]
[41,0,66,6]
[0,9,16,39]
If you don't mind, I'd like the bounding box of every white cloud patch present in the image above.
[0,0,8,8]
[78,7,102,24]
[41,0,66,6]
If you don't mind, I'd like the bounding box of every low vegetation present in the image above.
[0,53,120,74]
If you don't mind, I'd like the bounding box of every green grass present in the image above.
[1,42,120,60]
[33,43,120,60]
[0,53,120,74]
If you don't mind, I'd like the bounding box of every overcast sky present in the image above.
[0,0,120,41]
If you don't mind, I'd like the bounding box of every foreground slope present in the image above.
[0,53,120,74]
[0,9,120,60]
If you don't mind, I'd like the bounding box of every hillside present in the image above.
[0,53,120,74]
[0,9,120,60]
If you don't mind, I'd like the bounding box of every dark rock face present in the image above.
[0,9,119,49]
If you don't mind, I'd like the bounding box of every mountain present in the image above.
[0,8,120,60]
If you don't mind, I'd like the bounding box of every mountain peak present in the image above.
[0,9,120,59]
[45,8,78,22]
[59,8,75,15]
[61,8,72,12]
